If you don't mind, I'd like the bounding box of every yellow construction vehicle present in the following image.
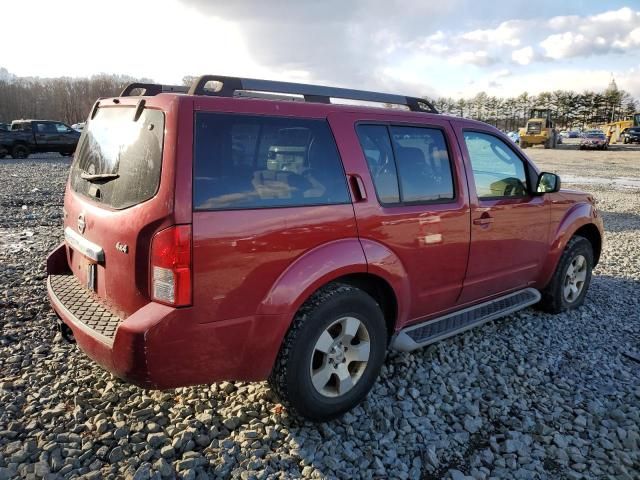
[519,108,558,149]
[601,112,640,144]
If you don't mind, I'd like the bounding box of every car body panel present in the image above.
[328,112,471,322]
[46,90,604,388]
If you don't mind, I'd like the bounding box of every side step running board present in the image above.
[391,288,541,352]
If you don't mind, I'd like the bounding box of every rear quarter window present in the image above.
[193,113,350,210]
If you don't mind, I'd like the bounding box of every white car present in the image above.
[507,131,520,143]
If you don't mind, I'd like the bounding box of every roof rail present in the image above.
[120,82,189,97]
[187,75,438,113]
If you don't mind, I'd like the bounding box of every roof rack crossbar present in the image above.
[187,75,438,113]
[120,82,189,97]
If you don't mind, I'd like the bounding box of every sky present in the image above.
[1,0,640,99]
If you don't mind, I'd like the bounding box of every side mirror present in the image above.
[536,172,560,194]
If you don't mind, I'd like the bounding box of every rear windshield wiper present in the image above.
[80,172,119,182]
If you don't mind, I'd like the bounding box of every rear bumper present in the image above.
[46,243,286,389]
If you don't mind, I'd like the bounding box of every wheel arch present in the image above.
[573,223,602,266]
[537,202,603,288]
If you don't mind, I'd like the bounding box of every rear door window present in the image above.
[193,113,350,210]
[389,126,455,202]
[356,124,455,205]
[69,107,165,209]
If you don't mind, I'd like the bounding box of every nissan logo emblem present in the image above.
[77,213,86,234]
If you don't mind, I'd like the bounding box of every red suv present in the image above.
[47,75,603,420]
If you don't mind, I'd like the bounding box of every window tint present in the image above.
[389,126,454,202]
[356,125,400,204]
[37,123,56,133]
[463,131,528,199]
[55,123,70,133]
[194,113,349,210]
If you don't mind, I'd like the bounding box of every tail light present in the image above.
[150,225,192,306]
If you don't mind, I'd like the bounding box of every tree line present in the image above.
[0,73,151,125]
[427,88,638,132]
[0,70,637,131]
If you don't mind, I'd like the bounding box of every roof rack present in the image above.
[119,75,438,113]
[120,82,189,97]
[188,75,438,113]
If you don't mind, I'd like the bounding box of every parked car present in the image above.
[0,120,81,158]
[621,127,640,144]
[46,76,603,421]
[506,131,520,143]
[568,131,580,138]
[580,131,608,150]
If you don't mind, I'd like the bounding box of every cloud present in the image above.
[460,20,524,47]
[540,7,640,59]
[511,46,534,65]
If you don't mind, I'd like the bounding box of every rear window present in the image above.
[69,107,164,209]
[193,113,350,210]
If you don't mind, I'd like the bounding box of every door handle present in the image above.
[349,175,367,201]
[473,213,493,226]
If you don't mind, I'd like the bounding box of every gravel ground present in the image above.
[1,148,639,480]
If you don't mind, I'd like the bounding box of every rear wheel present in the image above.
[521,141,528,149]
[268,283,387,421]
[537,236,594,313]
[11,144,29,159]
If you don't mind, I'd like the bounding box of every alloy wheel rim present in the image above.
[563,254,587,303]
[309,316,370,397]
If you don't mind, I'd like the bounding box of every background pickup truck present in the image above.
[0,120,81,158]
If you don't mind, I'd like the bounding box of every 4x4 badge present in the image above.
[116,242,129,254]
[77,213,86,234]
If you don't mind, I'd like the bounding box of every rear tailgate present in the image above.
[61,95,191,317]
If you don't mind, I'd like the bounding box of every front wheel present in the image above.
[537,236,594,313]
[268,283,387,421]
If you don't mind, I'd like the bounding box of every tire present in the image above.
[537,236,594,314]
[623,138,628,144]
[521,142,528,149]
[268,283,387,421]
[11,144,29,159]
[60,152,73,157]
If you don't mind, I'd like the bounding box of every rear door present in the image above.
[34,122,61,150]
[329,112,470,321]
[64,100,176,316]
[454,123,550,302]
